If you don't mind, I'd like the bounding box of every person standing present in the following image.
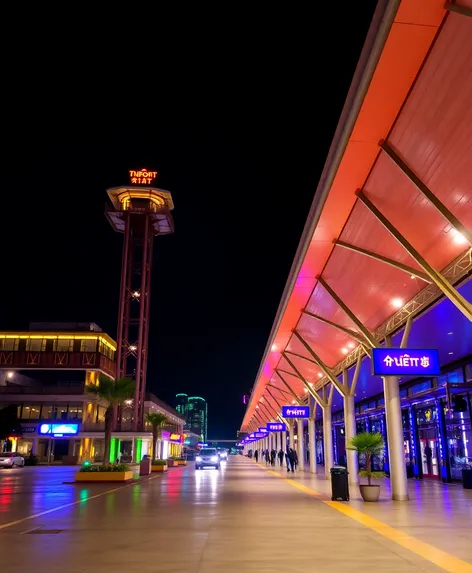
[270,449,276,466]
[278,448,284,467]
[254,449,259,463]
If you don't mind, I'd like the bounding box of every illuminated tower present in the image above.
[106,169,174,431]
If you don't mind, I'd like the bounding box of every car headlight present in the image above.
[211,456,218,462]
[196,456,202,462]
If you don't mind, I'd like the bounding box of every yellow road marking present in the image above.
[0,474,161,531]
[262,465,472,573]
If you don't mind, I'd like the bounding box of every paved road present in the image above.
[0,457,470,572]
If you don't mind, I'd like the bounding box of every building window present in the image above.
[68,404,83,420]
[26,338,47,352]
[410,380,433,396]
[22,405,41,419]
[0,338,19,351]
[42,404,54,419]
[54,339,74,352]
[98,340,115,360]
[55,405,68,420]
[438,368,464,386]
[80,339,97,352]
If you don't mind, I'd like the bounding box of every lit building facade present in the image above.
[175,393,189,418]
[187,396,208,441]
[0,324,184,462]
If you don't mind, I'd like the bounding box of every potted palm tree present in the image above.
[86,375,136,464]
[145,411,170,462]
[347,431,385,502]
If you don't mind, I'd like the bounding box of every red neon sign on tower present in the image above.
[105,175,175,431]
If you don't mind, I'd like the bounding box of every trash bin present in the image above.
[139,458,151,476]
[330,467,349,501]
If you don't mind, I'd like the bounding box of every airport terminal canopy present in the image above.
[241,0,472,432]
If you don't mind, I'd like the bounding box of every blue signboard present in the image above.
[249,433,255,438]
[39,423,79,436]
[267,422,287,432]
[257,427,269,433]
[254,432,266,438]
[197,442,208,447]
[281,405,310,418]
[372,348,440,377]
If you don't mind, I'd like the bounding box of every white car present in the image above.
[0,452,25,468]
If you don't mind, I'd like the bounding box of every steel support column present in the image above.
[297,419,305,471]
[384,334,409,500]
[356,189,472,321]
[322,385,334,479]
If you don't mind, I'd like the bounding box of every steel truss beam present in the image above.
[444,1,472,17]
[356,189,472,321]
[380,141,472,246]
[288,337,345,397]
[333,239,431,282]
[266,383,294,400]
[275,369,305,405]
[281,352,331,405]
[315,250,471,392]
[316,276,379,348]
[284,350,318,365]
[301,309,366,344]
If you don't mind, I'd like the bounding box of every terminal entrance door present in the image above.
[419,430,439,478]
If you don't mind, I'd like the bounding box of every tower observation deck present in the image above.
[105,170,174,431]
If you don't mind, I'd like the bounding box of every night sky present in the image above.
[2,4,377,438]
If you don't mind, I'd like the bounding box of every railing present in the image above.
[0,385,85,395]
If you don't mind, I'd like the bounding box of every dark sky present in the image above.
[2,5,377,438]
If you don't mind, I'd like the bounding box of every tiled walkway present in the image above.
[0,457,471,572]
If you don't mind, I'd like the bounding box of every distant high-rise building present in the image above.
[175,394,208,441]
[175,393,188,418]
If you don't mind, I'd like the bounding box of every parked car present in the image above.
[195,448,220,470]
[0,452,25,468]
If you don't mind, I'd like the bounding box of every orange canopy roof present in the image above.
[241,0,472,431]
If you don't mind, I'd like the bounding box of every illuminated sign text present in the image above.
[267,422,287,432]
[39,423,79,436]
[129,169,158,185]
[372,348,440,376]
[281,406,310,418]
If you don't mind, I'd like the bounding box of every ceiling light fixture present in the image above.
[341,348,348,354]
[450,229,468,246]
[391,298,403,309]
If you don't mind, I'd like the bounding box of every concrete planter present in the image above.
[151,465,167,472]
[167,459,176,467]
[75,471,134,483]
[175,460,187,466]
[359,485,381,502]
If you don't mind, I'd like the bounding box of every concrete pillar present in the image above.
[288,423,294,450]
[344,394,359,484]
[30,438,38,455]
[297,419,305,471]
[383,375,409,500]
[308,418,317,474]
[322,406,333,479]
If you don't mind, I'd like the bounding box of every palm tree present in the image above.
[145,412,170,460]
[347,431,385,485]
[86,375,136,464]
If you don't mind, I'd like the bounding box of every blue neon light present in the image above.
[257,427,269,433]
[254,432,266,438]
[281,405,310,418]
[38,423,79,436]
[372,348,440,376]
